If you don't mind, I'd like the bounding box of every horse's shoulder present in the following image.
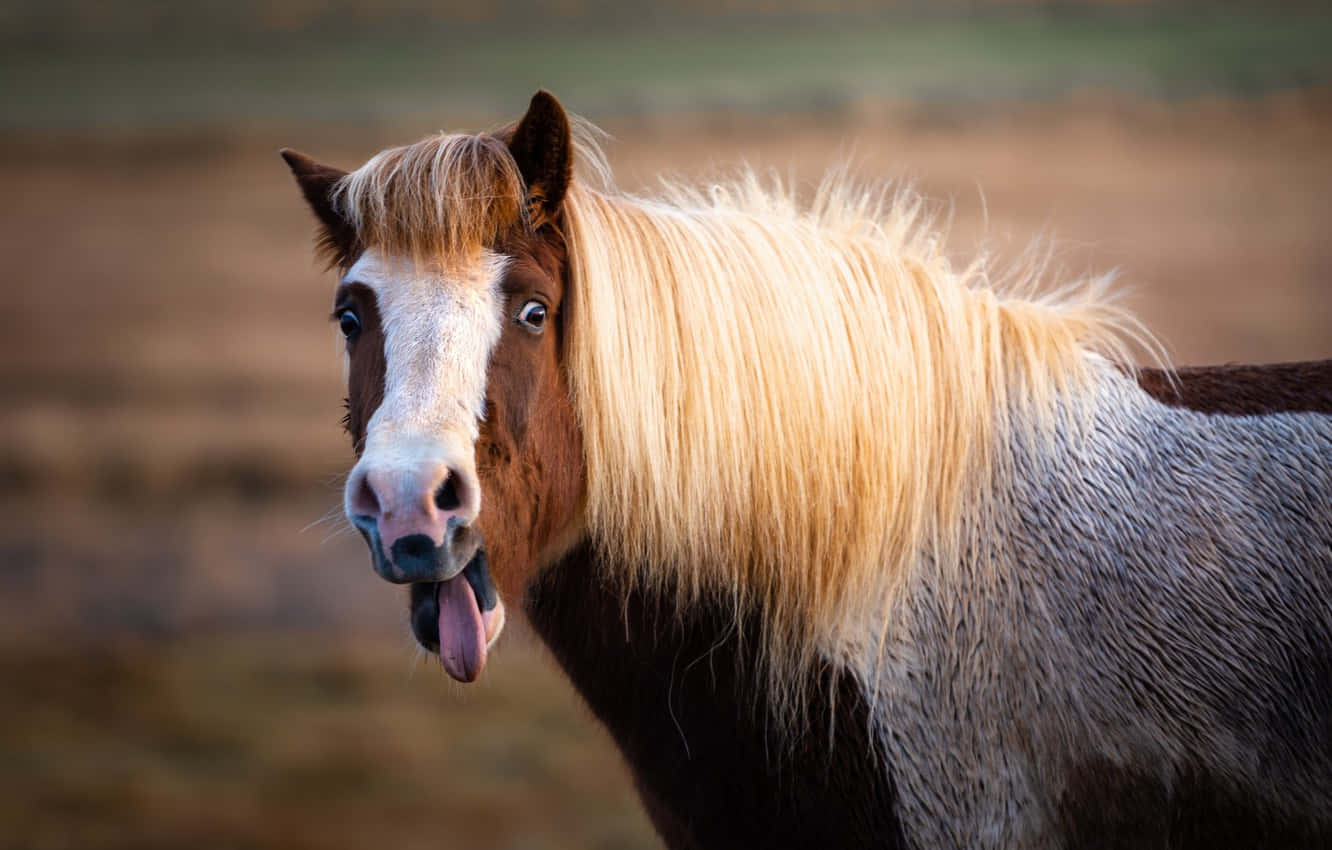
[526,548,906,850]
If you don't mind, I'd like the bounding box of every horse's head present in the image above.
[282,92,584,682]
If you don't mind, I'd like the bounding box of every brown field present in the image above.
[3,91,1330,849]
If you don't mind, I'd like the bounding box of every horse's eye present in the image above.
[517,300,547,333]
[338,309,360,339]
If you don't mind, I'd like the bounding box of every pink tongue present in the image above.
[437,575,486,683]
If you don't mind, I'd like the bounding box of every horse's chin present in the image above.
[409,550,505,682]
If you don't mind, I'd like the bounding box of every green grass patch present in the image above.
[3,6,1331,131]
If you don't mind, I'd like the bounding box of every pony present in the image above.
[282,91,1332,849]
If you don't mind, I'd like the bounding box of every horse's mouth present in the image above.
[409,550,505,683]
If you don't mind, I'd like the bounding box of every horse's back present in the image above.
[1137,359,1332,416]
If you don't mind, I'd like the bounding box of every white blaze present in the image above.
[343,248,507,520]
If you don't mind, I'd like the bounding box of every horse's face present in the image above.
[283,93,584,682]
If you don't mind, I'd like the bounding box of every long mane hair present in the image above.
[332,118,1157,722]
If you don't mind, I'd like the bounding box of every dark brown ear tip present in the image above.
[528,90,567,120]
[280,148,315,173]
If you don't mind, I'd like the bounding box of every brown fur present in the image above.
[332,282,385,454]
[1138,361,1332,416]
[1058,758,1328,848]
[474,228,585,603]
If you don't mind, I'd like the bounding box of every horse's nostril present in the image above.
[354,473,381,517]
[434,476,461,513]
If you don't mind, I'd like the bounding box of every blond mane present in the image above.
[332,132,527,266]
[334,121,1155,722]
[559,140,1159,722]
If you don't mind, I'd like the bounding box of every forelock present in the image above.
[333,133,527,267]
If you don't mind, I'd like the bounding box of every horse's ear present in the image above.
[280,148,355,262]
[506,90,572,228]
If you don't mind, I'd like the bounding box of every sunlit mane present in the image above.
[331,119,1157,722]
[332,132,526,266]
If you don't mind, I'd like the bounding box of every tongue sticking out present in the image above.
[437,575,486,682]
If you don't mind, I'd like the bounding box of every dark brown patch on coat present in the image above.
[332,281,383,455]
[1058,758,1332,849]
[525,544,906,850]
[1137,360,1332,416]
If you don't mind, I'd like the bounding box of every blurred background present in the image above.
[2,1,1329,848]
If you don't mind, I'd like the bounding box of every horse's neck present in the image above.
[522,545,905,850]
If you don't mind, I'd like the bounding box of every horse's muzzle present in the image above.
[351,514,483,584]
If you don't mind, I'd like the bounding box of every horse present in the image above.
[282,91,1332,849]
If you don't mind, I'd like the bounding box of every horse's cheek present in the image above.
[475,434,521,599]
[475,419,542,602]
